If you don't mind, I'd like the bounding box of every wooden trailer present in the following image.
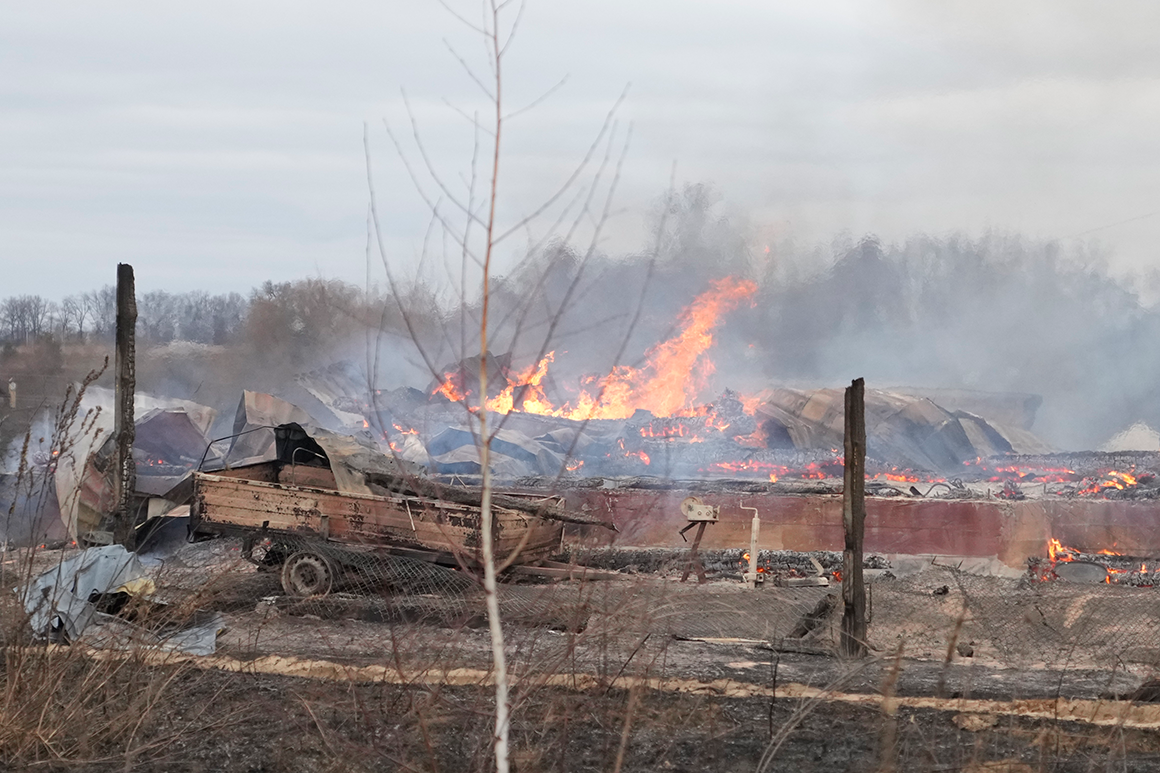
[188,460,564,597]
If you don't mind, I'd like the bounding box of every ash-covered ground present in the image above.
[9,535,1160,771]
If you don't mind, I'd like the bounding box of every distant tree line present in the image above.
[0,278,443,365]
[0,288,247,346]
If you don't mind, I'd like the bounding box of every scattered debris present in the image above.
[19,544,222,655]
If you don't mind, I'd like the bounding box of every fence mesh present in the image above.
[10,527,1160,700]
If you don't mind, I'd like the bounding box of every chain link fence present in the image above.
[12,523,1160,701]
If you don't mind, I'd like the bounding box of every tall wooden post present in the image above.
[112,263,137,548]
[840,377,867,657]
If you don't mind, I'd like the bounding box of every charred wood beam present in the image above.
[112,263,137,548]
[840,377,867,658]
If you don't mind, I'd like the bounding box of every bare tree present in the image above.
[364,3,637,770]
[0,295,54,343]
[61,295,91,341]
[84,286,116,340]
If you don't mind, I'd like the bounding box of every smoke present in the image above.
[747,233,1155,450]
[52,182,1154,453]
[476,184,1157,450]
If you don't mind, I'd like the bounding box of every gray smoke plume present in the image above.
[475,184,1155,450]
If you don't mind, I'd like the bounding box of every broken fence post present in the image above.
[840,377,867,657]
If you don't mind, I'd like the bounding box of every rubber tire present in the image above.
[280,551,335,597]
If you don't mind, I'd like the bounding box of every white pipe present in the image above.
[740,502,760,589]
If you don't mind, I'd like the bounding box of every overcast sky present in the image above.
[4,1,1160,299]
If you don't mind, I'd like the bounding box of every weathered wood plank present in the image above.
[191,472,561,563]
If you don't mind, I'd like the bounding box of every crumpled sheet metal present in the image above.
[22,545,150,641]
[20,544,221,655]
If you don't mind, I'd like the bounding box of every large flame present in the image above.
[444,276,757,420]
[556,276,758,419]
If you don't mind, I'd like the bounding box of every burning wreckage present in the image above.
[22,276,1160,651]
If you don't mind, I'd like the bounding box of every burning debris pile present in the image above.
[295,277,1076,490]
[1029,538,1160,586]
[28,273,1160,555]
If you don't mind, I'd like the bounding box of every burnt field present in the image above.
[6,540,1160,772]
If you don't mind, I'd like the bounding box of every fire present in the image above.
[1047,538,1079,563]
[738,551,767,575]
[433,374,467,403]
[698,456,845,480]
[486,351,556,414]
[963,458,1080,483]
[614,438,650,465]
[702,460,789,478]
[433,277,757,420]
[558,277,757,419]
[1078,470,1138,495]
[884,472,919,483]
[566,459,584,472]
[638,411,733,443]
[1037,537,1151,586]
[737,392,765,414]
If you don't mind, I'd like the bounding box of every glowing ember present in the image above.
[962,458,1080,483]
[883,472,919,483]
[1078,470,1139,496]
[614,438,650,465]
[637,412,733,442]
[703,460,789,478]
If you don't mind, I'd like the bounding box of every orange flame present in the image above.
[884,473,919,483]
[433,374,467,403]
[1077,470,1139,495]
[558,277,757,419]
[487,351,556,414]
[1047,538,1080,563]
[437,277,757,420]
[613,438,650,465]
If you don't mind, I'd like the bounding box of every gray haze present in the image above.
[4,2,1160,297]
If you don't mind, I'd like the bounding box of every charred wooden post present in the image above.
[112,263,137,548]
[840,377,867,657]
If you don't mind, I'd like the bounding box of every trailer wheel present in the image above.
[281,551,335,597]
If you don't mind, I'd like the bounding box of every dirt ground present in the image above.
[5,542,1160,771]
